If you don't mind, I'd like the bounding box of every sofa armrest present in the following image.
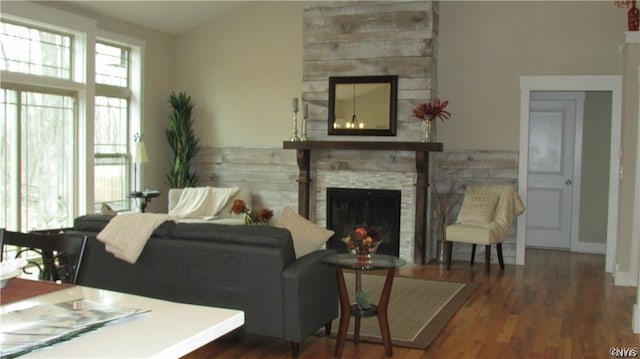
[282,249,338,343]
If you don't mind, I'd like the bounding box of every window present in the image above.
[94,42,132,212]
[1,18,76,232]
[1,88,75,231]
[0,21,72,79]
[1,4,143,231]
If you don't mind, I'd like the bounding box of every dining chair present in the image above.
[0,228,87,284]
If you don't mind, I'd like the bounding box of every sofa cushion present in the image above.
[275,207,334,258]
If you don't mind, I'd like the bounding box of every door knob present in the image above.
[565,179,572,185]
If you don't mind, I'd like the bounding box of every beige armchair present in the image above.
[445,183,524,274]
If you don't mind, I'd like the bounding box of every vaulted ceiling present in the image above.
[61,1,243,34]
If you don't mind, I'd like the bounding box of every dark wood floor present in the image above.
[184,249,640,359]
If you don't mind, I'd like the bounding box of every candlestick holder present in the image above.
[290,110,300,142]
[301,114,308,141]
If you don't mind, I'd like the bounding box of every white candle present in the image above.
[292,97,299,112]
[303,103,309,118]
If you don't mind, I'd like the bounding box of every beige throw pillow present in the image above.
[457,193,499,224]
[276,207,334,258]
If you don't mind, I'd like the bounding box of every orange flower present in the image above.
[231,199,248,214]
[355,227,367,237]
[230,199,273,225]
[255,208,274,224]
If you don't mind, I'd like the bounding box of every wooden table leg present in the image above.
[377,268,396,357]
[353,270,362,344]
[335,268,351,357]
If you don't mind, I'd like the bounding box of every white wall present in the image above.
[175,2,304,148]
[437,1,625,151]
[580,91,612,246]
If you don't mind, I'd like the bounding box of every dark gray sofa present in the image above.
[72,215,338,357]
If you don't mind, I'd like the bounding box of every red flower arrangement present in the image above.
[411,97,451,122]
[230,199,273,225]
[343,226,382,257]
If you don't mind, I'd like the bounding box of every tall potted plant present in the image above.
[166,91,200,188]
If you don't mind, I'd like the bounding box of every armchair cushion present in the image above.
[457,193,499,224]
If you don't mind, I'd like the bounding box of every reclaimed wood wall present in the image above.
[193,147,521,264]
[302,1,438,141]
[193,147,299,217]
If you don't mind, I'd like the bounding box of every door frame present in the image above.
[518,75,622,274]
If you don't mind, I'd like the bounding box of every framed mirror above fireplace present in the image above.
[328,75,398,136]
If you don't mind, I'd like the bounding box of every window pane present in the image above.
[94,96,128,154]
[0,21,72,79]
[94,155,128,211]
[96,42,129,87]
[0,89,18,230]
[94,96,129,210]
[21,92,75,231]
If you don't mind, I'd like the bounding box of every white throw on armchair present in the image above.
[445,183,524,274]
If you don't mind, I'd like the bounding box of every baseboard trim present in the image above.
[614,269,637,287]
[633,304,640,333]
[572,241,606,254]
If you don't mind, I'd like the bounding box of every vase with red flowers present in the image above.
[616,0,640,31]
[411,97,451,142]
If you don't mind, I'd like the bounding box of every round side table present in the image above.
[128,190,160,213]
[322,253,406,357]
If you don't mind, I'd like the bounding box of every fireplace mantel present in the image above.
[283,140,443,264]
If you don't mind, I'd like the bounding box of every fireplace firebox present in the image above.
[326,187,401,257]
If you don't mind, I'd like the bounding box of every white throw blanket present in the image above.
[168,186,239,219]
[97,213,172,264]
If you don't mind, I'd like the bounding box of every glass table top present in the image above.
[322,253,407,270]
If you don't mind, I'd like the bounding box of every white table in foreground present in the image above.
[1,284,244,358]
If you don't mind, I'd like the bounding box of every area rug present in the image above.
[329,272,478,349]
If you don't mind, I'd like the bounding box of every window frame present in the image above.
[0,18,74,80]
[1,1,144,230]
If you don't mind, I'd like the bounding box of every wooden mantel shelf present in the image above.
[283,140,444,152]
[282,140,444,264]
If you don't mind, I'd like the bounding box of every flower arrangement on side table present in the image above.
[230,199,273,225]
[343,227,383,262]
[411,97,451,142]
[343,226,383,310]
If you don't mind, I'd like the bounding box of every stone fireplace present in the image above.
[283,141,442,264]
[296,1,439,264]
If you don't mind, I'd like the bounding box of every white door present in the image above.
[526,92,583,249]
